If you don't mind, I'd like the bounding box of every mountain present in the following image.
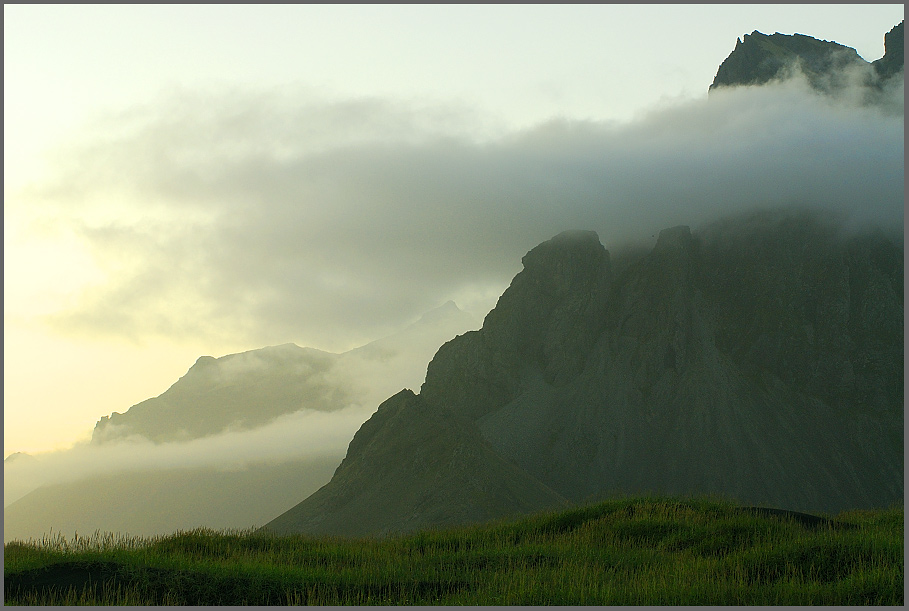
[91,301,477,444]
[264,389,568,537]
[263,209,903,537]
[4,303,478,542]
[4,452,34,464]
[92,344,343,443]
[709,21,904,98]
[871,21,905,80]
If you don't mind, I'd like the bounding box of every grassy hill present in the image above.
[4,495,902,605]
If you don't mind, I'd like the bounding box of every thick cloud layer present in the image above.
[29,74,904,352]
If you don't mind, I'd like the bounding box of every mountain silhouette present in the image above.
[91,302,477,444]
[709,21,903,101]
[263,209,903,536]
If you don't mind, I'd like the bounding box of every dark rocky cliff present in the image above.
[264,209,903,536]
[710,22,903,96]
[872,20,905,79]
[710,31,866,91]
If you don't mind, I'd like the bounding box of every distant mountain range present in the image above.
[3,303,478,542]
[91,300,477,444]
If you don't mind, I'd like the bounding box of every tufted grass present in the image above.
[4,495,902,605]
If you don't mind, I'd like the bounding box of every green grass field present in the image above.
[4,495,903,605]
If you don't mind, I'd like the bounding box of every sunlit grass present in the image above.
[4,495,902,605]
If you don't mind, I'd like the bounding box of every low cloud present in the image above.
[4,302,480,506]
[23,73,904,351]
[4,403,371,506]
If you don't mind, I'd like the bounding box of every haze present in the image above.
[4,4,903,461]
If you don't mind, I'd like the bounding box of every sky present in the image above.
[4,4,904,457]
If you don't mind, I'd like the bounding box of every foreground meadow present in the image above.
[4,495,902,605]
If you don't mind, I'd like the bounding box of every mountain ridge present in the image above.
[263,208,903,536]
[709,21,903,99]
[91,301,478,444]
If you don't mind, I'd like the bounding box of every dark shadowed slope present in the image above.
[424,210,903,513]
[262,389,568,537]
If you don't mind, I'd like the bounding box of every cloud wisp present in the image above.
[3,403,368,507]
[20,74,904,351]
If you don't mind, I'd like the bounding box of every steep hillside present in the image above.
[263,389,568,537]
[871,20,905,80]
[265,209,903,536]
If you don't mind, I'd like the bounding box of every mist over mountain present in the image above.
[265,209,903,537]
[7,21,902,544]
[263,24,903,537]
[91,301,476,444]
[4,303,477,542]
[29,24,902,353]
[710,20,903,105]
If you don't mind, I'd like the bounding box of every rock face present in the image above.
[872,21,905,80]
[709,22,904,96]
[710,31,866,91]
[264,209,903,537]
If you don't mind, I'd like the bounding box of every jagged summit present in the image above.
[710,30,865,91]
[709,22,903,97]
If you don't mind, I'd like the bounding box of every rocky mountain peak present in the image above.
[710,30,866,92]
[420,230,611,420]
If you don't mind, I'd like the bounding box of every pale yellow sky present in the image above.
[4,4,904,456]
